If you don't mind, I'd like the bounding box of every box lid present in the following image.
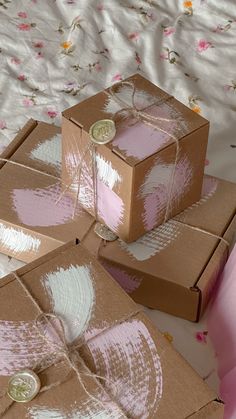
[63,74,209,167]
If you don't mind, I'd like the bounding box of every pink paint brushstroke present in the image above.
[112,103,180,160]
[0,320,53,376]
[87,319,162,418]
[12,184,81,227]
[102,262,142,293]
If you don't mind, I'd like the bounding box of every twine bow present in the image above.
[0,271,141,417]
[60,80,181,224]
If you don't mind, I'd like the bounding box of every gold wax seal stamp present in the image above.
[8,370,41,403]
[89,119,116,145]
[94,222,118,241]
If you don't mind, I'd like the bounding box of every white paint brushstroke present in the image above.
[30,134,62,171]
[119,219,181,261]
[29,399,125,419]
[96,153,122,190]
[88,319,162,418]
[139,155,193,230]
[43,264,95,343]
[103,85,157,115]
[0,223,41,255]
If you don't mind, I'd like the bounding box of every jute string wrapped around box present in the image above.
[0,271,142,417]
[57,80,180,224]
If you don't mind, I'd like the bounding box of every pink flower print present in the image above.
[135,51,142,66]
[196,39,213,53]
[128,32,140,41]
[11,57,21,65]
[33,41,44,48]
[205,158,209,166]
[160,52,168,60]
[23,98,34,107]
[163,27,175,36]
[196,331,208,344]
[112,73,122,82]
[18,12,28,18]
[97,4,104,11]
[17,74,26,81]
[0,120,6,130]
[18,23,31,31]
[45,107,58,119]
[95,62,102,72]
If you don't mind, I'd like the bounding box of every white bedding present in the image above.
[1,0,236,394]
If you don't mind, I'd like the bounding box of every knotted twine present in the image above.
[57,80,180,223]
[0,271,142,417]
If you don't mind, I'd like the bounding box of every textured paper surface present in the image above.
[62,74,209,242]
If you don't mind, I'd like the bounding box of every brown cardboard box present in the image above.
[0,119,37,169]
[0,242,223,418]
[0,120,93,262]
[62,73,209,242]
[96,176,236,321]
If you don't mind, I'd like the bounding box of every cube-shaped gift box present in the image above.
[62,73,209,242]
[0,242,223,418]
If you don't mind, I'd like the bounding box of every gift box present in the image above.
[0,119,36,169]
[0,241,223,418]
[95,175,236,321]
[62,73,209,242]
[0,120,93,262]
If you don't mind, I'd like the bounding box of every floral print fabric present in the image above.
[0,0,235,396]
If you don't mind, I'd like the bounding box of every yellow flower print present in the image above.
[188,95,202,114]
[192,105,201,114]
[61,40,72,49]
[183,0,192,7]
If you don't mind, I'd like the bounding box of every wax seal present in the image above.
[7,370,41,403]
[94,222,118,241]
[89,119,116,145]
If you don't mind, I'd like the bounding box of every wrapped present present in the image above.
[0,242,223,418]
[0,120,93,262]
[94,175,236,321]
[62,73,209,242]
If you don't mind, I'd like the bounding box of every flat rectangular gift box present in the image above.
[0,119,93,262]
[0,242,223,418]
[62,73,209,242]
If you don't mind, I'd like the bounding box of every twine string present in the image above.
[8,273,116,407]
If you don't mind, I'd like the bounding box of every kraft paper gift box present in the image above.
[0,242,224,418]
[0,119,93,262]
[94,175,236,321]
[62,73,209,242]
